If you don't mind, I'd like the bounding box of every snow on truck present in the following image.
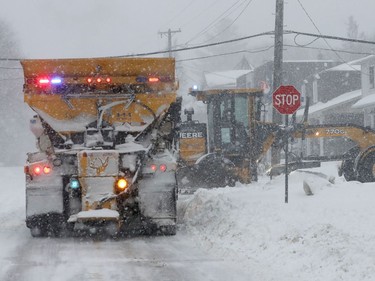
[22,57,181,237]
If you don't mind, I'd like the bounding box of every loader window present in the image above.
[234,96,249,128]
[221,128,231,144]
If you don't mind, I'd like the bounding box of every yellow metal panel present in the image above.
[21,57,175,79]
[21,57,178,134]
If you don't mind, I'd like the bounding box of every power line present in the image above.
[201,0,255,44]
[284,44,374,56]
[184,0,246,45]
[180,0,219,30]
[295,0,369,75]
[286,30,375,45]
[176,45,273,62]
[113,31,275,57]
[1,30,375,62]
[161,0,197,29]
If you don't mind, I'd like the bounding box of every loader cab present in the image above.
[178,108,207,166]
[189,88,264,184]
[191,89,263,156]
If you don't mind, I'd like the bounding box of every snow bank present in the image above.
[179,162,375,281]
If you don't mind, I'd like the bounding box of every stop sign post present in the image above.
[272,85,301,204]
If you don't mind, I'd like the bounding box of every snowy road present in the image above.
[0,167,252,281]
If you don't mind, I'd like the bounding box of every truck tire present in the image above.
[357,150,375,183]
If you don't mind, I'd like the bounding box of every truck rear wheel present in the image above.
[357,151,375,183]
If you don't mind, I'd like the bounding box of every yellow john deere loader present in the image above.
[22,57,181,237]
[177,88,375,190]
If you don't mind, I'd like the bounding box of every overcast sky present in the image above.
[0,0,374,59]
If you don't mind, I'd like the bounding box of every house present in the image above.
[238,59,338,97]
[203,70,252,89]
[296,58,364,157]
[351,55,375,128]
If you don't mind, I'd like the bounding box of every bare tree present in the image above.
[0,20,34,166]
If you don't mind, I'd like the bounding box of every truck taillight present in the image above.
[159,164,167,172]
[33,166,42,175]
[149,164,167,172]
[27,164,52,176]
[43,166,51,174]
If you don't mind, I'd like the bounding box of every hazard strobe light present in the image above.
[38,78,50,85]
[51,77,62,84]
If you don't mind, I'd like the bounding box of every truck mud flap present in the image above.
[138,171,177,227]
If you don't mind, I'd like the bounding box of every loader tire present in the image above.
[357,151,375,183]
[30,226,46,238]
[158,225,177,236]
[341,159,356,182]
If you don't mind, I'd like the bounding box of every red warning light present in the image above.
[106,77,111,83]
[150,164,157,171]
[87,78,93,83]
[96,78,102,83]
[38,78,50,85]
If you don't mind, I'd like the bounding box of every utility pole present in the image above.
[158,28,181,57]
[271,0,284,165]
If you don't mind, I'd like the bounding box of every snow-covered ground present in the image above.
[179,162,375,281]
[1,163,374,280]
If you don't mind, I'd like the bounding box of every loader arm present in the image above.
[293,124,375,152]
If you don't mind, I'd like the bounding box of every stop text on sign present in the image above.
[273,93,299,106]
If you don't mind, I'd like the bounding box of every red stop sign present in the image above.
[272,85,301,115]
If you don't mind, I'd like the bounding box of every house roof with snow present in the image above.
[352,93,375,109]
[296,89,362,117]
[204,70,252,89]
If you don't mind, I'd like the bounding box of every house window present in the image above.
[369,66,375,89]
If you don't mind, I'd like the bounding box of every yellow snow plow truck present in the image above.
[22,57,181,237]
